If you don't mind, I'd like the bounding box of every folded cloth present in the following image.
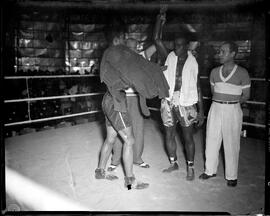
[100,45,169,116]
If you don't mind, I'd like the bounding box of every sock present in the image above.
[169,157,177,164]
[187,161,194,167]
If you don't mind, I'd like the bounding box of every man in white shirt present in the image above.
[199,41,251,187]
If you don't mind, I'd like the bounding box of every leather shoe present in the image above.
[124,176,149,190]
[107,164,118,172]
[162,162,179,173]
[227,179,237,187]
[199,173,216,180]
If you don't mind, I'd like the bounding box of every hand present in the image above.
[157,13,166,23]
[160,4,168,15]
[160,65,168,71]
[158,5,167,24]
[196,112,205,127]
[160,14,166,25]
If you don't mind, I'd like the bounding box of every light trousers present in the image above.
[205,102,243,180]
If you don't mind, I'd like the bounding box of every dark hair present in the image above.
[174,33,189,44]
[105,26,125,44]
[223,41,238,55]
[174,31,196,44]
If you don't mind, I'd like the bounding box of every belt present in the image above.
[213,100,239,104]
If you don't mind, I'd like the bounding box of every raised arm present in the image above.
[153,9,169,63]
[143,44,156,60]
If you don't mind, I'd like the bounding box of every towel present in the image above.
[163,50,198,106]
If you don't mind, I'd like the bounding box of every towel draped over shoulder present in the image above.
[163,50,198,106]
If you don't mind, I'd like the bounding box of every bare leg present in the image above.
[95,126,118,180]
[162,125,179,173]
[164,125,177,160]
[95,125,119,180]
[118,127,134,178]
[181,125,195,180]
[109,137,122,170]
[181,125,195,162]
[98,125,117,169]
[118,127,149,190]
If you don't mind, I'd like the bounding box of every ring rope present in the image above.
[4,92,105,103]
[5,110,102,127]
[26,77,32,121]
[4,74,99,79]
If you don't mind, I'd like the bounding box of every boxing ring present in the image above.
[5,117,265,214]
[3,73,266,214]
[2,1,267,213]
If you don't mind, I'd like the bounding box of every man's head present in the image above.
[219,41,238,64]
[174,37,189,57]
[106,27,125,46]
[189,41,200,58]
[126,38,139,53]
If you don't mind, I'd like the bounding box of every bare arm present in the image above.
[240,88,250,103]
[209,69,215,95]
[239,69,251,103]
[153,11,169,63]
[210,85,214,95]
[143,44,156,60]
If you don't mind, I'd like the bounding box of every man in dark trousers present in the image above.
[95,26,169,189]
[107,38,157,172]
